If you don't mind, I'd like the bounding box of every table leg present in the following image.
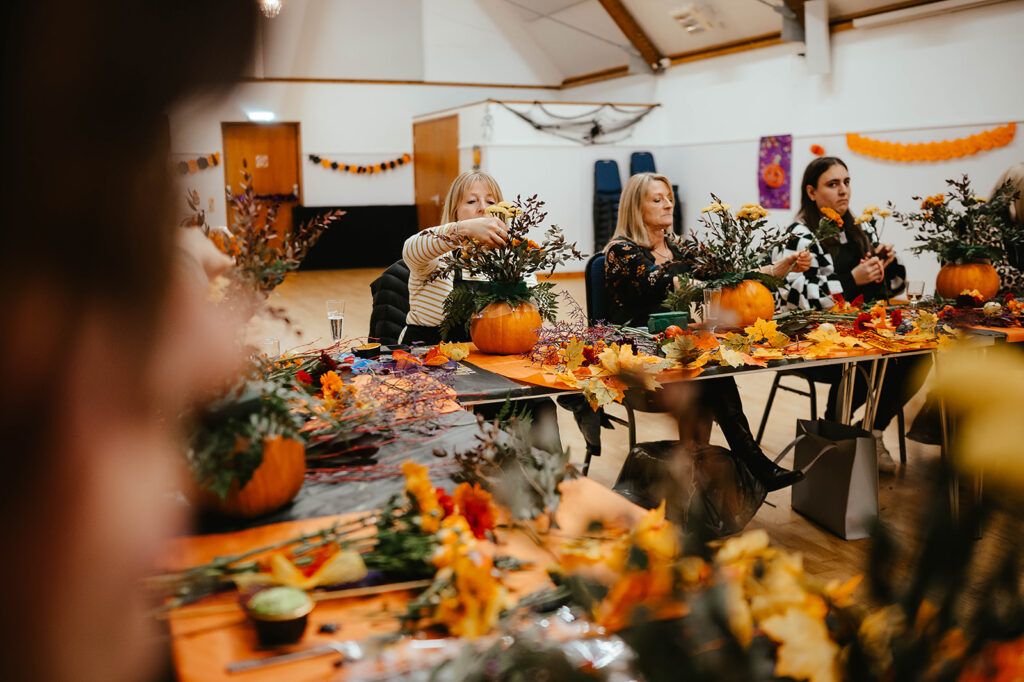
[934,350,958,519]
[863,358,889,433]
[837,362,856,425]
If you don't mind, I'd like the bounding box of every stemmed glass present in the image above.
[326,299,345,342]
[703,287,722,333]
[906,281,924,309]
[259,337,281,360]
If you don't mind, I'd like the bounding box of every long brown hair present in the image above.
[606,172,673,250]
[797,156,871,257]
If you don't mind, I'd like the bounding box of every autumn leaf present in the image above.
[438,341,470,361]
[744,318,779,343]
[768,331,791,348]
[553,371,580,388]
[721,332,751,354]
[663,334,699,364]
[564,337,585,372]
[752,347,785,360]
[761,607,840,682]
[422,346,450,366]
[581,377,624,410]
[717,346,748,368]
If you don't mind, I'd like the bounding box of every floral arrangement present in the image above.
[185,371,309,500]
[196,161,343,296]
[431,195,584,337]
[442,414,572,520]
[891,174,1021,265]
[853,205,892,246]
[665,194,789,309]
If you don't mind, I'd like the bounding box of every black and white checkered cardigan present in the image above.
[774,222,845,311]
[774,222,907,311]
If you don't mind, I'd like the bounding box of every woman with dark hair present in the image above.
[777,157,922,472]
[777,156,905,311]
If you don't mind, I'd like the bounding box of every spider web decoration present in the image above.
[494,101,658,145]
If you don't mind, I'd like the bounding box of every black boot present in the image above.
[702,378,804,492]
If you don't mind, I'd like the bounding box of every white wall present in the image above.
[561,2,1024,288]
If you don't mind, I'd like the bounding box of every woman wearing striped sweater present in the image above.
[401,171,513,345]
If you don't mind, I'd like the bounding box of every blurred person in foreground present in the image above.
[0,2,255,681]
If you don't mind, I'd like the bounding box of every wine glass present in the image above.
[703,287,722,333]
[326,299,345,342]
[906,281,924,309]
[259,337,281,360]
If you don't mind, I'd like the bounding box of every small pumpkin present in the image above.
[470,300,542,355]
[935,263,999,300]
[196,435,306,518]
[762,163,786,189]
[718,280,776,328]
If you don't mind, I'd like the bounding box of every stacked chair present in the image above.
[592,160,622,252]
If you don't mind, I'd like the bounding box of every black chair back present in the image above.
[368,259,410,345]
[584,252,608,325]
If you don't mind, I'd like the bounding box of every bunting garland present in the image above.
[846,123,1015,162]
[176,152,220,175]
[308,153,412,175]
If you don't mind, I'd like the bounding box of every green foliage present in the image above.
[892,175,1022,265]
[427,195,585,284]
[186,376,307,500]
[361,495,438,580]
[439,281,558,340]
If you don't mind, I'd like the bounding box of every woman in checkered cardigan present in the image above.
[776,157,922,472]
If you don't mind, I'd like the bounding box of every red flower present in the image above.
[854,312,871,334]
[436,487,455,517]
[319,352,338,371]
[582,345,600,366]
[851,294,865,309]
[296,370,314,385]
[453,482,498,539]
[1005,293,1015,303]
[890,309,903,327]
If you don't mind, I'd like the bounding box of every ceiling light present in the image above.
[671,5,713,34]
[246,111,276,122]
[258,0,282,18]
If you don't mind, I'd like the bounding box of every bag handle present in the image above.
[773,433,840,475]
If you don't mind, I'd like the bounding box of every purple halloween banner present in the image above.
[758,135,792,209]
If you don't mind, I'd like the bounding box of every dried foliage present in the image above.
[891,174,1021,265]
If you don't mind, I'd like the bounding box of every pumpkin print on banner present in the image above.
[758,134,792,209]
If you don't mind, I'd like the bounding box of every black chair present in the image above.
[584,252,608,325]
[755,366,907,464]
[593,160,622,252]
[368,259,410,346]
[629,151,656,175]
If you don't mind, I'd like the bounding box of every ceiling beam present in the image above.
[596,0,665,72]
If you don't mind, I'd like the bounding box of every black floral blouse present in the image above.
[604,235,690,326]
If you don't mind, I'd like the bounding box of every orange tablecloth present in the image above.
[465,345,702,391]
[968,325,1024,343]
[164,477,643,681]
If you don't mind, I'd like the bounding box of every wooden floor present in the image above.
[249,268,949,591]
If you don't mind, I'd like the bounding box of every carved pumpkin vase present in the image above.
[470,299,542,355]
[934,262,999,300]
[195,435,306,518]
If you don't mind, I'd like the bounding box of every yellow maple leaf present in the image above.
[913,311,938,336]
[721,332,751,354]
[717,346,748,368]
[768,331,791,348]
[599,343,672,390]
[553,371,580,388]
[761,607,840,682]
[581,377,624,410]
[663,334,699,363]
[564,337,585,372]
[438,341,470,361]
[752,347,784,360]
[744,318,779,343]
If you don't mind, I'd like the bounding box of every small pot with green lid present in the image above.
[245,586,315,647]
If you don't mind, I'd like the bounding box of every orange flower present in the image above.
[820,206,843,226]
[810,144,825,156]
[452,482,498,539]
[921,194,945,210]
[401,460,442,533]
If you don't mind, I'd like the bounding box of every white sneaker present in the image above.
[873,430,897,473]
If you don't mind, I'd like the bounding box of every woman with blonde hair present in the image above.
[603,172,810,492]
[401,171,512,345]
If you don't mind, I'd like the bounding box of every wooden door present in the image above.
[412,115,459,230]
[222,122,302,242]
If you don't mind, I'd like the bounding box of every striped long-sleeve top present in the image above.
[402,223,461,327]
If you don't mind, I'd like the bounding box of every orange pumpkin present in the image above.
[762,163,786,189]
[718,280,776,328]
[470,301,542,355]
[196,435,306,518]
[935,263,999,300]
